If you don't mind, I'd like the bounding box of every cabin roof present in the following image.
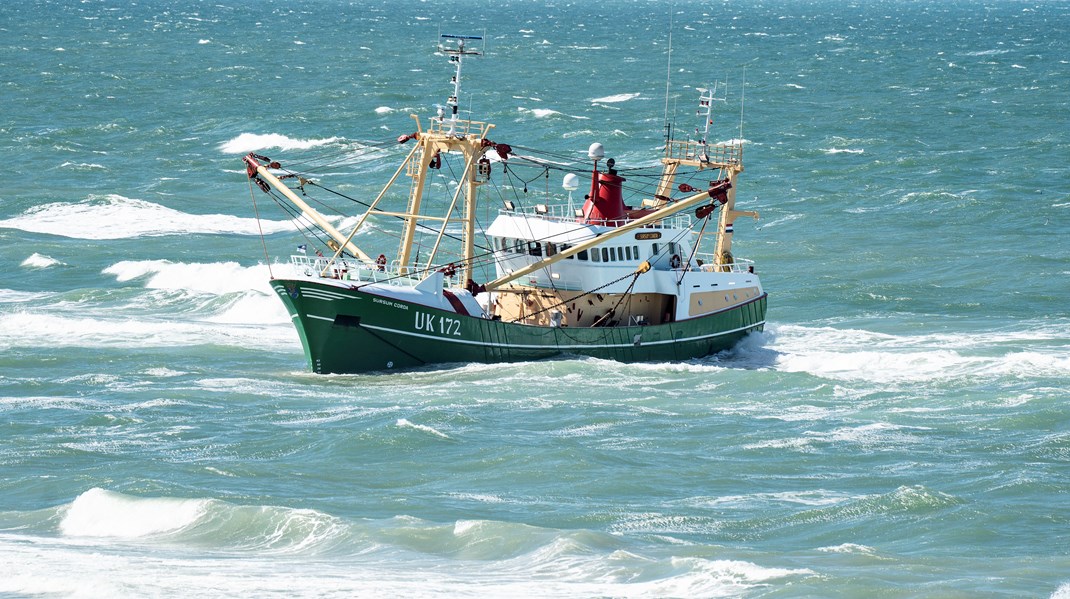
[485,213,601,244]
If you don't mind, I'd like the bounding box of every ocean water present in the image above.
[2,0,1069,596]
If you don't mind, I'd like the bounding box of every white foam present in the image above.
[142,367,184,377]
[375,106,394,114]
[767,323,1070,385]
[0,289,56,303]
[206,292,293,325]
[20,253,63,269]
[396,418,450,439]
[816,543,876,554]
[518,107,589,120]
[99,259,294,325]
[705,490,852,508]
[446,493,508,504]
[59,161,105,170]
[103,259,275,296]
[219,132,341,154]
[591,93,640,103]
[1052,582,1070,599]
[822,148,864,154]
[0,195,296,239]
[60,488,208,538]
[714,138,749,147]
[0,310,297,351]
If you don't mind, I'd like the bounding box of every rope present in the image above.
[248,179,274,279]
[678,212,711,286]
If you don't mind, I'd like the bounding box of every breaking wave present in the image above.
[590,92,641,103]
[20,253,64,269]
[0,487,814,597]
[518,107,589,120]
[103,259,278,296]
[219,132,342,154]
[763,323,1070,385]
[0,195,297,239]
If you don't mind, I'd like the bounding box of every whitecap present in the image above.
[60,488,209,539]
[816,543,877,554]
[768,323,1070,384]
[521,107,561,118]
[517,107,589,120]
[58,161,105,170]
[0,195,296,239]
[591,92,640,103]
[396,418,450,439]
[218,132,342,154]
[717,137,749,146]
[0,311,297,351]
[20,253,63,269]
[103,259,275,296]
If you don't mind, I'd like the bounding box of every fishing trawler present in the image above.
[243,35,766,373]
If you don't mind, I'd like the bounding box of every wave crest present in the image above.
[219,132,342,154]
[0,195,295,239]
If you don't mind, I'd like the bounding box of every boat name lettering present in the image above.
[414,312,462,337]
[373,297,410,310]
[635,232,661,240]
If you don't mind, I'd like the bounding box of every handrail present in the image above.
[288,256,462,288]
[499,206,695,230]
[664,139,743,167]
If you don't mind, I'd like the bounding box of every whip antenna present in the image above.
[662,9,674,143]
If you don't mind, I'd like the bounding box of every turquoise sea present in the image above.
[2,0,1069,596]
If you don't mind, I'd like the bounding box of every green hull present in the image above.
[272,279,767,373]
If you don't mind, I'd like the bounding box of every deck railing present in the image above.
[693,252,756,274]
[664,139,743,167]
[425,116,493,139]
[289,256,461,288]
[499,204,694,230]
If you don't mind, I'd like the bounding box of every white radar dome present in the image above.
[562,173,580,191]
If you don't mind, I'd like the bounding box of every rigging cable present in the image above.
[248,179,274,279]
